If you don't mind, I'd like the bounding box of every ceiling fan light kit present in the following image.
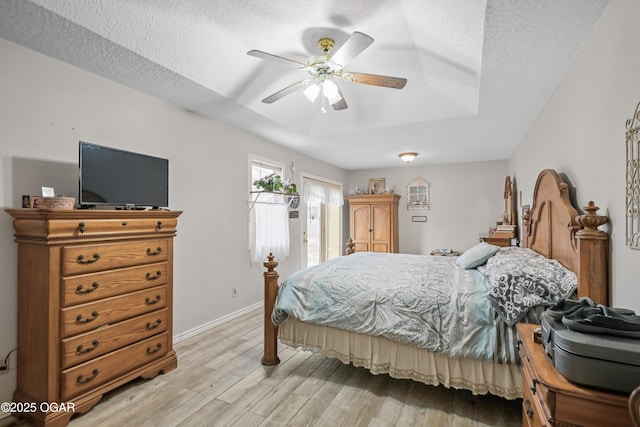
[399,152,418,163]
[248,31,407,112]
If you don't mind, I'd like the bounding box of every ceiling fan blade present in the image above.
[331,85,348,111]
[261,79,313,104]
[247,50,307,69]
[329,31,374,68]
[344,72,407,89]
[331,97,348,111]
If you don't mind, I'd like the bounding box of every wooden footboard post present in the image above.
[262,253,280,366]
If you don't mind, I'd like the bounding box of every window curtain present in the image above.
[249,202,290,264]
[304,180,344,206]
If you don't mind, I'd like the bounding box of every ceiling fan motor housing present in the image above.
[317,38,335,53]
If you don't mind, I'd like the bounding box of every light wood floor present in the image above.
[4,308,522,427]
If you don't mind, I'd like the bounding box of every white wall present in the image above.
[0,38,348,406]
[509,0,640,311]
[348,160,508,254]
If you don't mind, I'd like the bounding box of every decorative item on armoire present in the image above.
[368,177,385,194]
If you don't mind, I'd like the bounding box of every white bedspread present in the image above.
[272,252,505,362]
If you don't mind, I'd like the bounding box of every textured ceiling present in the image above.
[0,0,609,170]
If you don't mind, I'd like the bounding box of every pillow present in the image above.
[484,247,577,326]
[455,242,501,269]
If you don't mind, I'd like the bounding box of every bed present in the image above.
[260,169,609,399]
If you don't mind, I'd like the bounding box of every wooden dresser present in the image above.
[5,208,181,427]
[348,194,400,253]
[516,323,632,427]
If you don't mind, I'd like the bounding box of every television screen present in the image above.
[79,141,169,209]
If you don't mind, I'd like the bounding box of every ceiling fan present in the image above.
[247,31,407,112]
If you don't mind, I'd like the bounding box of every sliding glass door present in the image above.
[301,176,343,268]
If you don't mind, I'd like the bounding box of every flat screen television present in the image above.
[79,141,169,209]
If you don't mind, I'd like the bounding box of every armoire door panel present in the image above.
[352,206,371,240]
[371,205,391,242]
[372,242,389,252]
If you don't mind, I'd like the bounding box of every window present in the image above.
[248,157,289,264]
[251,159,284,193]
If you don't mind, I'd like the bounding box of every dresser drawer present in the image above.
[61,308,168,369]
[61,285,167,337]
[48,217,177,239]
[520,348,551,417]
[62,239,169,275]
[522,362,546,427]
[62,262,168,307]
[61,332,168,400]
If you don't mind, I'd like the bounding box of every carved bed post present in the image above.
[575,201,609,305]
[262,253,280,366]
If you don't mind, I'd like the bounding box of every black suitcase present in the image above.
[540,312,640,393]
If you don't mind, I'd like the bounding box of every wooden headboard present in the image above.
[522,169,609,305]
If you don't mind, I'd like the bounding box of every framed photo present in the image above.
[369,178,385,194]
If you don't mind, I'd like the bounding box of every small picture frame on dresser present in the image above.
[22,195,32,208]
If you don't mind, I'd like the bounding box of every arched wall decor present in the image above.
[406,178,430,210]
[626,101,640,248]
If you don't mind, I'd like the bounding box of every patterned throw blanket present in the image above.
[272,252,503,362]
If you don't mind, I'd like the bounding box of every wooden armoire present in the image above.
[348,194,400,253]
[5,208,181,427]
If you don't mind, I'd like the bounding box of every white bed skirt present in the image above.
[278,318,522,400]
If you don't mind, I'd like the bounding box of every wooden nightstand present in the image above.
[480,233,514,247]
[516,323,632,427]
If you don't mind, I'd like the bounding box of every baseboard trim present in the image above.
[173,301,264,344]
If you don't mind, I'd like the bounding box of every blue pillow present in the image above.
[455,242,500,269]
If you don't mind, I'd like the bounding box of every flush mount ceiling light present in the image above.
[399,152,418,163]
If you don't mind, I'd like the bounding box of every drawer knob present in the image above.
[76,369,99,384]
[76,311,99,324]
[525,399,534,418]
[77,253,100,264]
[78,222,85,233]
[157,221,163,230]
[146,319,162,330]
[76,282,99,294]
[145,295,162,305]
[146,343,162,354]
[530,378,538,394]
[147,247,162,256]
[76,340,100,354]
[145,271,162,281]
